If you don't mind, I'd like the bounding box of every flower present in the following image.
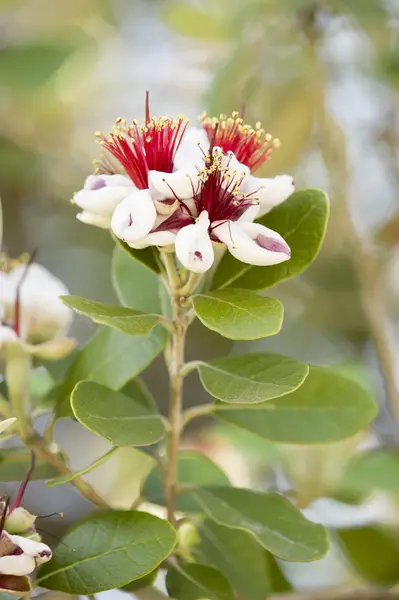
[73,174,134,229]
[173,150,290,273]
[177,111,295,216]
[0,255,76,360]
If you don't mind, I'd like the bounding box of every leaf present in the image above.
[198,353,308,404]
[56,326,168,418]
[71,381,165,447]
[215,366,378,443]
[122,569,158,592]
[337,526,399,585]
[113,236,160,274]
[166,563,234,600]
[194,520,270,600]
[192,487,329,562]
[265,552,293,593]
[191,289,283,340]
[0,43,73,90]
[342,450,399,494]
[0,447,62,481]
[212,189,329,290]
[162,4,228,40]
[46,448,117,487]
[143,450,230,512]
[61,296,161,336]
[37,510,176,594]
[112,244,163,315]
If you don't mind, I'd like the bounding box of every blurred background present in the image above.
[2,0,399,595]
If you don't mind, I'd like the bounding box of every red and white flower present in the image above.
[177,111,295,217]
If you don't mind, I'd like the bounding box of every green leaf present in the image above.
[37,510,176,594]
[166,563,234,600]
[162,4,228,40]
[71,381,165,447]
[0,43,73,90]
[212,189,329,290]
[61,296,161,336]
[265,552,293,593]
[56,326,167,418]
[192,487,329,562]
[337,526,399,585]
[0,447,61,481]
[342,450,399,494]
[194,520,270,600]
[113,237,160,274]
[143,450,230,512]
[191,289,283,340]
[122,569,158,592]
[46,448,117,487]
[215,366,378,443]
[198,353,308,404]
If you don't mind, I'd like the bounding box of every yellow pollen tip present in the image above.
[95,131,102,137]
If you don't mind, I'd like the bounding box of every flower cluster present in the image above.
[0,254,75,359]
[73,100,295,273]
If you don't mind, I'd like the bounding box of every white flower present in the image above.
[213,220,291,266]
[74,174,134,229]
[0,262,76,360]
[175,211,214,273]
[111,189,157,244]
[0,531,51,577]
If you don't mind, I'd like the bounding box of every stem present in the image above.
[182,403,214,428]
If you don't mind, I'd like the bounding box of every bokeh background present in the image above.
[3,0,399,595]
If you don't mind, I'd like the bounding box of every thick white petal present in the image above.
[237,202,260,222]
[240,174,295,216]
[10,536,52,564]
[73,186,132,216]
[76,211,111,229]
[7,264,72,342]
[148,168,199,201]
[128,230,177,249]
[213,220,290,266]
[173,127,210,171]
[219,150,250,179]
[111,190,157,244]
[175,211,214,273]
[0,555,36,576]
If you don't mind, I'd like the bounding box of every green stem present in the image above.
[182,403,214,428]
[180,360,203,378]
[6,353,31,441]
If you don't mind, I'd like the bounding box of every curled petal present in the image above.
[175,211,214,273]
[240,174,295,216]
[111,190,157,244]
[148,168,199,201]
[128,230,177,249]
[220,150,250,180]
[173,127,210,170]
[10,536,52,566]
[237,202,260,222]
[0,555,36,576]
[76,211,111,229]
[213,220,290,266]
[74,174,134,218]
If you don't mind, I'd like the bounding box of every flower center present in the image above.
[200,111,280,172]
[96,114,189,189]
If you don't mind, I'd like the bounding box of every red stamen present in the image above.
[9,452,35,513]
[200,111,279,173]
[13,249,37,337]
[0,497,10,536]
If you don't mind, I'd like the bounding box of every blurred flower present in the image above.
[0,256,76,361]
[0,418,16,436]
[0,530,51,595]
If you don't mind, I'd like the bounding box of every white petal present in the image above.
[173,127,210,171]
[237,202,260,222]
[76,211,111,229]
[213,220,290,266]
[0,555,36,576]
[128,230,177,249]
[240,174,295,216]
[73,181,133,217]
[111,189,157,244]
[175,211,214,273]
[148,168,199,201]
[10,536,52,564]
[7,264,72,342]
[219,150,250,179]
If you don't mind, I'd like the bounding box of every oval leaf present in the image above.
[342,450,399,494]
[143,450,230,512]
[212,189,329,290]
[192,289,283,340]
[61,296,160,336]
[198,353,308,404]
[192,487,329,562]
[56,326,168,418]
[194,520,270,600]
[71,381,165,446]
[37,510,176,594]
[215,366,378,443]
[166,563,234,600]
